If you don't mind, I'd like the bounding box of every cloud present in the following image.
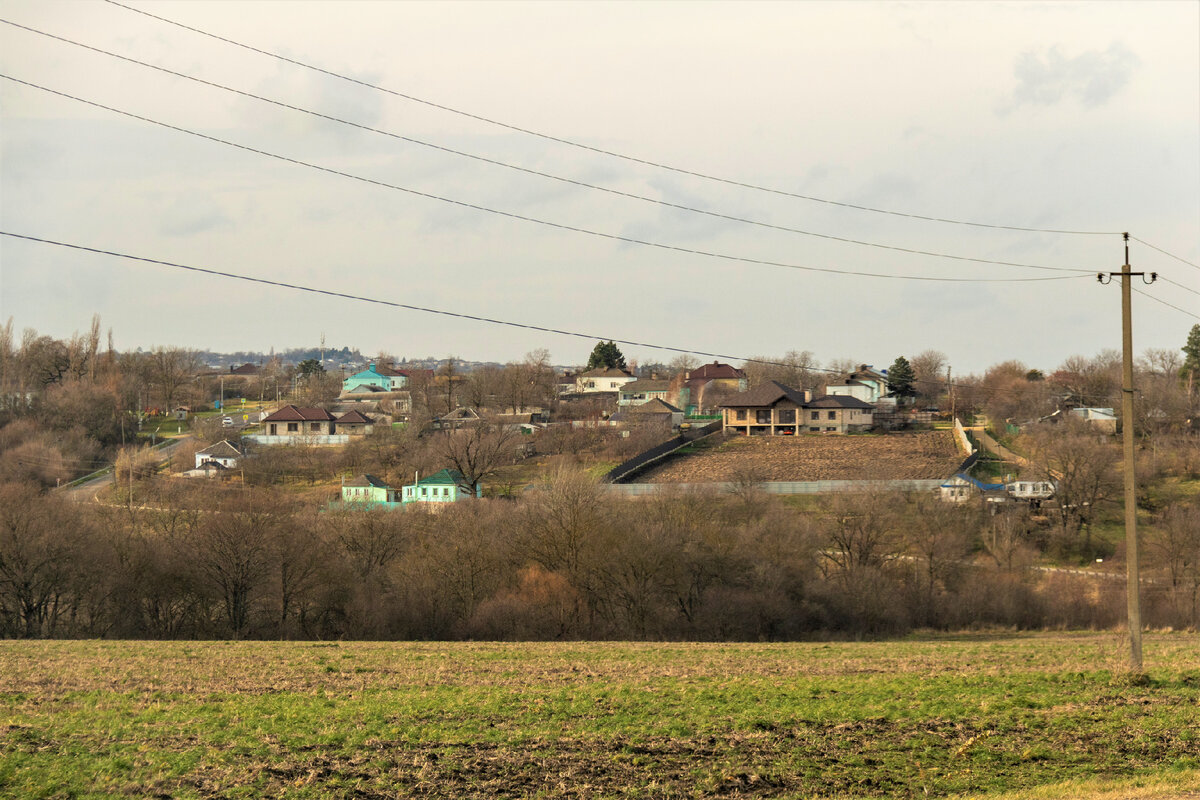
[1001,42,1139,112]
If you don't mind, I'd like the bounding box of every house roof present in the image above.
[439,407,481,421]
[578,367,634,379]
[621,379,669,393]
[630,398,682,414]
[720,380,809,409]
[805,394,875,410]
[196,440,242,458]
[825,378,868,388]
[335,410,374,424]
[262,404,337,422]
[345,474,392,489]
[346,384,387,394]
[229,363,260,375]
[415,468,468,486]
[686,362,746,381]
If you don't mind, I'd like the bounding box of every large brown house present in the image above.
[721,382,874,435]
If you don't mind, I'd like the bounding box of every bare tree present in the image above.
[146,346,201,410]
[1147,500,1200,628]
[1021,417,1120,554]
[436,422,518,494]
[910,350,948,407]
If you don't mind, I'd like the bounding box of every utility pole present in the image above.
[1098,233,1156,673]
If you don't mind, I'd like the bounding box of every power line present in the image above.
[102,0,1121,237]
[0,17,1099,277]
[1131,235,1200,272]
[0,230,829,371]
[1132,287,1200,321]
[0,231,1159,402]
[0,73,1089,285]
[1158,276,1200,299]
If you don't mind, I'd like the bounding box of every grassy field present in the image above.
[2,633,1198,799]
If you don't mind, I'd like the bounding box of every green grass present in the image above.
[2,634,1197,799]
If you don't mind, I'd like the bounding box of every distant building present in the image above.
[401,469,480,507]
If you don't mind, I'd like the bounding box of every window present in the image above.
[827,411,836,420]
[421,487,427,497]
[756,410,771,424]
[287,422,299,432]
[778,409,795,424]
[809,427,819,432]
[826,426,836,431]
[311,422,322,432]
[811,411,819,420]
[736,410,746,421]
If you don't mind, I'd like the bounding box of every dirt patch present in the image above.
[637,431,964,483]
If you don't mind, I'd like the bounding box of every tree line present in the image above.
[2,470,1197,641]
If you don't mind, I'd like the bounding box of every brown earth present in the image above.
[637,430,965,483]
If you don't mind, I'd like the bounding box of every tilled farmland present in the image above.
[636,430,964,482]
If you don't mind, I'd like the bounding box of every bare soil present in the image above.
[638,431,964,483]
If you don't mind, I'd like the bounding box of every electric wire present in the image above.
[0,73,1089,285]
[1131,236,1200,272]
[101,0,1122,236]
[1,231,1171,402]
[0,230,850,371]
[1133,288,1200,321]
[1158,276,1200,299]
[0,18,1098,277]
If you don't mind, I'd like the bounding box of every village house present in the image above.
[341,474,399,506]
[617,378,670,407]
[671,362,747,415]
[720,381,812,436]
[193,439,243,470]
[261,405,337,436]
[341,363,409,394]
[802,395,875,434]
[333,409,375,435]
[574,367,637,394]
[720,381,874,435]
[401,469,480,507]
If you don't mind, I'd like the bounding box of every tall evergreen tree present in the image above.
[887,356,916,401]
[586,341,627,371]
[1182,324,1200,389]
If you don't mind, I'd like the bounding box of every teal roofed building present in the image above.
[401,469,480,506]
[342,363,408,394]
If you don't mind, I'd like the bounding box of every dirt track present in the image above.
[638,431,964,483]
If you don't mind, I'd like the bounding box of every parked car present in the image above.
[221,416,234,427]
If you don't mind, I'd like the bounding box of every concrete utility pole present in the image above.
[1098,233,1156,673]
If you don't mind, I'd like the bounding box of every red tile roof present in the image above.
[262,405,336,422]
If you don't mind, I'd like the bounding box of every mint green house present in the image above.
[341,474,400,507]
[342,363,407,394]
[401,469,480,506]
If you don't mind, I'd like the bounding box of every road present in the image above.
[59,436,191,504]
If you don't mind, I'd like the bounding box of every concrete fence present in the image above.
[606,479,945,496]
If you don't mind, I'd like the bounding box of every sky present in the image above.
[1,0,1197,375]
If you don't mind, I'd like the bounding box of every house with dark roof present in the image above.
[720,382,875,435]
[720,381,812,436]
[261,405,337,436]
[671,362,748,415]
[334,409,375,435]
[612,397,684,430]
[802,395,875,433]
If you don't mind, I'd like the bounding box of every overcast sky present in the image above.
[1,0,1197,375]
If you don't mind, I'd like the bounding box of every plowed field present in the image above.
[638,430,963,482]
